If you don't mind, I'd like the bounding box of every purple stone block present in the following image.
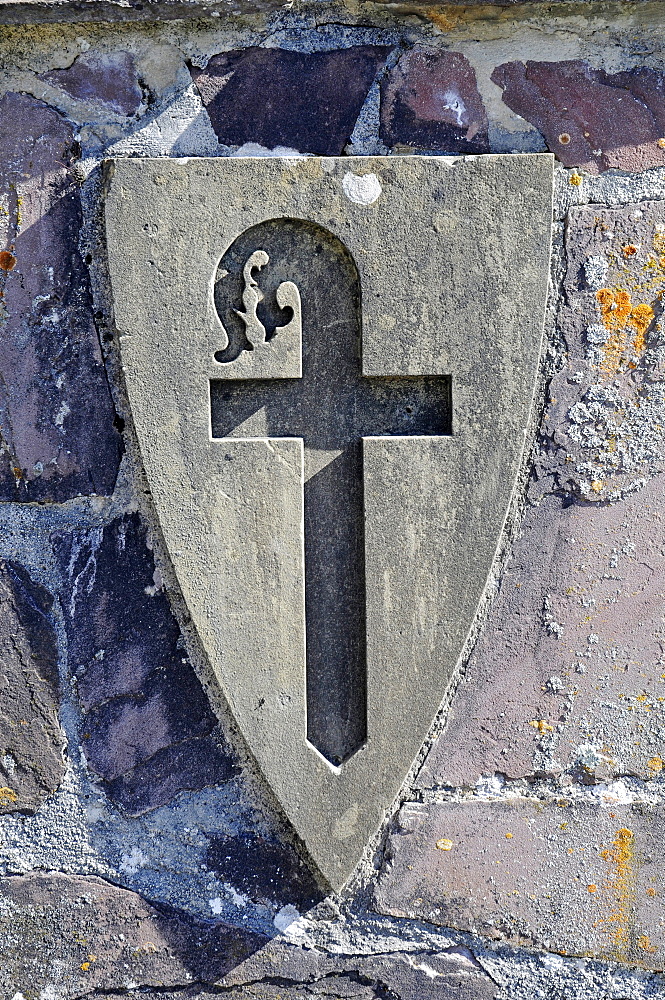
[380,47,489,153]
[191,46,391,155]
[43,51,142,115]
[0,560,65,812]
[0,92,122,501]
[491,60,665,173]
[53,514,238,813]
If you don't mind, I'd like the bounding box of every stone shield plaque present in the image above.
[103,154,553,890]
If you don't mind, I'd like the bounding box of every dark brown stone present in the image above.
[375,799,665,968]
[491,60,665,173]
[43,51,142,115]
[0,560,64,812]
[0,92,122,501]
[53,514,238,813]
[380,47,489,153]
[0,871,267,995]
[206,833,321,910]
[190,47,391,156]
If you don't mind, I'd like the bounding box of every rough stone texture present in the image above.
[0,92,122,501]
[222,938,499,999]
[491,61,665,174]
[380,48,489,154]
[0,871,267,996]
[190,47,391,156]
[0,560,64,812]
[53,513,238,813]
[419,201,665,789]
[104,153,552,889]
[375,798,665,968]
[43,51,143,115]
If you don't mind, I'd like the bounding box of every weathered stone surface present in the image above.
[491,61,665,174]
[43,51,142,115]
[0,871,266,996]
[190,47,391,155]
[0,560,64,812]
[419,200,665,789]
[223,938,499,999]
[0,92,122,501]
[104,154,552,889]
[375,798,665,968]
[53,514,238,813]
[380,48,489,153]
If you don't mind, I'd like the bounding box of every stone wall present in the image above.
[1,2,665,998]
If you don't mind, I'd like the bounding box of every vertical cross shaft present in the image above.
[210,222,451,766]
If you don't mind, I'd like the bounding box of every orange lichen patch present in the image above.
[0,250,16,271]
[558,132,571,145]
[505,832,513,839]
[569,173,582,186]
[80,962,91,972]
[587,884,598,893]
[435,838,453,852]
[658,138,665,150]
[622,244,639,258]
[646,887,658,898]
[528,719,554,734]
[637,935,657,954]
[646,756,663,773]
[425,7,458,30]
[590,480,604,493]
[0,787,17,804]
[595,288,654,377]
[598,828,636,962]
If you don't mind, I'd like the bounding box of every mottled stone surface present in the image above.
[224,938,499,999]
[375,798,665,967]
[206,833,321,910]
[43,51,142,115]
[0,92,122,501]
[53,514,238,812]
[380,48,489,153]
[190,47,391,155]
[0,560,64,812]
[419,201,665,789]
[491,61,665,174]
[104,153,552,889]
[0,872,266,996]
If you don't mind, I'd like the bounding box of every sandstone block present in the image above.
[0,92,122,501]
[491,61,665,173]
[43,50,142,115]
[375,798,665,968]
[190,47,391,155]
[53,514,237,813]
[0,560,64,812]
[380,48,489,153]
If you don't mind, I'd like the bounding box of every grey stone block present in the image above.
[104,154,553,888]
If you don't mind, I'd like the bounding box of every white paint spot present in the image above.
[40,988,63,1000]
[342,171,382,206]
[223,882,249,907]
[439,87,466,127]
[2,754,16,776]
[12,993,27,1000]
[209,897,224,915]
[120,847,148,874]
[596,780,634,806]
[273,903,300,932]
[475,773,504,797]
[54,401,70,429]
[406,956,441,979]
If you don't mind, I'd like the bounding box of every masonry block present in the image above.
[0,92,122,501]
[0,560,64,812]
[380,47,489,153]
[375,798,665,968]
[491,61,665,173]
[43,50,143,115]
[53,514,238,813]
[190,47,391,155]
